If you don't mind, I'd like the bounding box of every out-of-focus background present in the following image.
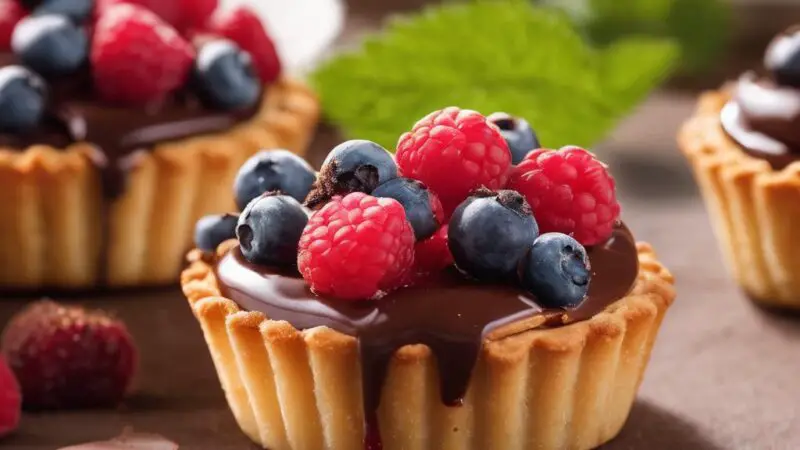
[5,0,800,448]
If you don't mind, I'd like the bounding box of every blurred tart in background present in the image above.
[0,0,319,290]
[679,25,800,309]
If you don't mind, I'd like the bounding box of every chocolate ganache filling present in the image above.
[720,29,800,170]
[214,222,639,449]
[0,53,258,199]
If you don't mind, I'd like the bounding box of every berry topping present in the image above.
[0,0,26,50]
[0,357,20,437]
[1,300,138,410]
[518,233,591,309]
[396,107,512,213]
[234,149,316,210]
[448,189,539,280]
[0,65,46,132]
[194,213,238,252]
[414,224,453,274]
[372,177,444,240]
[508,146,620,246]
[306,139,398,209]
[237,193,308,267]
[765,26,800,88]
[12,14,88,75]
[91,4,194,105]
[33,0,92,23]
[208,6,281,84]
[193,39,261,110]
[298,192,415,300]
[487,112,540,165]
[179,0,216,31]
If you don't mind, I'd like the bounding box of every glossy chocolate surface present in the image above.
[721,72,800,170]
[0,53,258,198]
[214,223,639,449]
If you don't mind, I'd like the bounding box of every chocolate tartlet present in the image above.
[182,110,676,450]
[0,1,319,290]
[679,25,800,309]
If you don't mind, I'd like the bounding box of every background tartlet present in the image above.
[678,26,800,309]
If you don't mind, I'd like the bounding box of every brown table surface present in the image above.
[5,3,800,450]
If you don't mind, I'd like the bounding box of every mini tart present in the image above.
[0,78,319,289]
[679,89,800,309]
[181,242,675,450]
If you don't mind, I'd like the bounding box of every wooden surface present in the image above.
[5,2,800,449]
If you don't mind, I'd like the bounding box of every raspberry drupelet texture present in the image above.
[1,300,138,410]
[297,192,416,300]
[396,107,512,214]
[91,3,195,104]
[508,146,620,246]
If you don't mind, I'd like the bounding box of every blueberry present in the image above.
[306,140,398,208]
[33,0,93,23]
[373,177,441,240]
[194,213,239,252]
[237,193,309,267]
[488,112,540,165]
[234,150,316,211]
[0,65,47,132]
[194,39,261,110]
[765,28,800,88]
[12,15,88,76]
[448,189,539,280]
[518,233,591,309]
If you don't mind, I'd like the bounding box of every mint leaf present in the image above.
[312,0,678,151]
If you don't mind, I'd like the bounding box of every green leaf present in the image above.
[311,0,678,151]
[578,0,730,73]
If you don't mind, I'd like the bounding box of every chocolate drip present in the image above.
[721,73,800,170]
[0,53,258,199]
[214,223,639,449]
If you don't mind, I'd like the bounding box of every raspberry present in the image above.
[396,107,512,214]
[0,357,20,437]
[297,192,415,300]
[208,6,281,84]
[179,0,217,31]
[0,0,26,51]
[414,224,452,274]
[91,4,195,105]
[95,0,181,28]
[508,146,620,246]
[1,300,138,410]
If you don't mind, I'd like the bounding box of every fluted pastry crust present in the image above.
[0,78,319,289]
[679,89,800,308]
[181,243,675,450]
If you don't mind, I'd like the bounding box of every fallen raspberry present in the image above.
[91,3,194,105]
[0,357,20,438]
[95,0,181,28]
[208,6,281,84]
[0,0,25,50]
[298,192,415,300]
[1,300,138,410]
[414,224,452,274]
[508,146,620,246]
[396,107,512,214]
